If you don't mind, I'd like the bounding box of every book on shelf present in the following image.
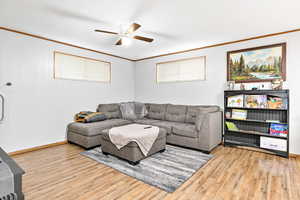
[231,109,247,120]
[270,123,288,137]
[245,95,267,108]
[225,122,239,131]
[227,95,244,108]
[265,120,281,123]
[267,95,288,109]
[226,94,288,110]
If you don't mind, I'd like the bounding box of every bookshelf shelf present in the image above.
[226,107,287,111]
[225,118,288,125]
[224,140,288,157]
[224,90,289,158]
[226,129,287,139]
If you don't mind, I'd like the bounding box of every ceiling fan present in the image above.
[95,23,154,45]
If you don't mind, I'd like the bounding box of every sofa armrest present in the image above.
[195,111,223,152]
[195,111,220,131]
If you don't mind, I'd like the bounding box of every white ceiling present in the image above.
[1,0,300,60]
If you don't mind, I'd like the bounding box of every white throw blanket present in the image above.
[109,124,159,156]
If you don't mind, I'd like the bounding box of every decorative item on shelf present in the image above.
[260,136,287,151]
[231,109,247,120]
[225,111,231,119]
[227,43,286,83]
[271,79,283,90]
[227,81,235,90]
[270,123,288,137]
[240,83,245,90]
[245,95,267,108]
[227,95,244,107]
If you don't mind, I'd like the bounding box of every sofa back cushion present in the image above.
[145,103,151,113]
[185,105,219,123]
[134,102,148,119]
[120,102,136,120]
[165,104,187,122]
[97,104,121,119]
[146,104,167,120]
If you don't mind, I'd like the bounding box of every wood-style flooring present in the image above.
[13,144,300,200]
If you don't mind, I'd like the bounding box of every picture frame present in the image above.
[227,43,286,83]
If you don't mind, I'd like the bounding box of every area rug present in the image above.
[81,145,213,192]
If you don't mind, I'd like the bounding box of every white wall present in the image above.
[1,29,300,155]
[135,31,300,154]
[0,30,135,153]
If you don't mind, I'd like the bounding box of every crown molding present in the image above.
[0,26,135,62]
[1,26,300,62]
[135,28,300,62]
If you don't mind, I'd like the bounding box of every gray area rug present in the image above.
[81,145,212,192]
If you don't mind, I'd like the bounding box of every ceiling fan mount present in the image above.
[95,23,154,46]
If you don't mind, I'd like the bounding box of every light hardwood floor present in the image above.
[13,144,300,200]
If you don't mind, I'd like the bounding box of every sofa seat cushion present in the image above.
[172,123,197,138]
[165,104,187,122]
[68,119,132,136]
[146,104,167,120]
[151,121,181,134]
[97,104,121,119]
[133,118,162,125]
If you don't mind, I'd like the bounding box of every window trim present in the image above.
[53,51,112,83]
[156,56,206,83]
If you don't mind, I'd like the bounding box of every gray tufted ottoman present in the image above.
[101,125,167,165]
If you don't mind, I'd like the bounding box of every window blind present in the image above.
[156,56,206,83]
[54,52,111,82]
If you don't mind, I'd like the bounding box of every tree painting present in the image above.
[227,43,286,82]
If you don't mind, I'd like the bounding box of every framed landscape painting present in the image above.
[227,43,286,82]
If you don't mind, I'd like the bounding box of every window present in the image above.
[54,51,111,82]
[156,56,206,83]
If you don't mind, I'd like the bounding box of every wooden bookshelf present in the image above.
[224,90,289,158]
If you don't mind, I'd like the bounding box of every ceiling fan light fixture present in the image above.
[95,22,153,46]
[121,36,132,46]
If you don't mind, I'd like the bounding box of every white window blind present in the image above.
[156,56,206,83]
[54,52,111,82]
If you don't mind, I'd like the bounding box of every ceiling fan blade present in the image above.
[95,29,118,35]
[133,35,154,43]
[126,23,141,34]
[115,39,122,45]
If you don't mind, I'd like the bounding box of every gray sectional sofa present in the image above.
[67,103,223,153]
